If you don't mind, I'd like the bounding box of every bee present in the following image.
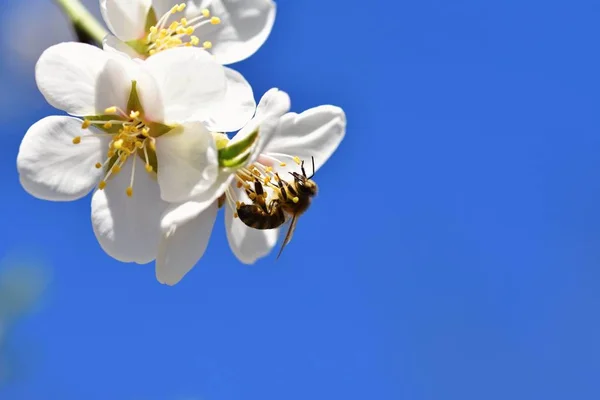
[237,157,318,258]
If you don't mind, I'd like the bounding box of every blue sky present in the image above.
[2,0,600,399]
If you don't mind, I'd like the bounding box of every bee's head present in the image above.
[296,177,318,197]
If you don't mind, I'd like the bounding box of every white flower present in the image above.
[100,0,276,65]
[17,42,252,264]
[155,89,346,285]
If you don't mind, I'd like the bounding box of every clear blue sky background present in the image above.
[1,0,600,399]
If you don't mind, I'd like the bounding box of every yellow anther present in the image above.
[201,8,210,17]
[72,136,81,144]
[263,176,271,184]
[149,140,156,151]
[203,41,212,49]
[236,201,242,208]
[185,26,195,35]
[145,164,153,173]
[292,197,299,203]
[149,26,158,34]
[170,5,178,13]
[95,162,102,169]
[159,29,168,38]
[180,18,188,26]
[149,49,157,56]
[126,186,133,197]
[142,126,150,135]
[210,16,221,24]
[280,162,287,167]
[293,156,301,164]
[103,122,112,129]
[265,166,273,173]
[135,141,144,148]
[107,150,115,158]
[98,180,107,190]
[81,120,91,129]
[233,213,238,219]
[113,139,124,149]
[129,110,140,119]
[236,181,243,188]
[249,193,257,200]
[190,36,200,46]
[169,21,179,31]
[111,164,121,174]
[104,106,117,114]
[177,3,186,12]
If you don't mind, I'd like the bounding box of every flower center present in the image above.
[73,106,161,198]
[144,3,221,56]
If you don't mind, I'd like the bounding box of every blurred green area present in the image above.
[0,260,48,387]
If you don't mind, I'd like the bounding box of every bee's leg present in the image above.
[274,173,288,201]
[254,179,265,197]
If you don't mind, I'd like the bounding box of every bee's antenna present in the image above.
[308,156,315,179]
[300,159,307,178]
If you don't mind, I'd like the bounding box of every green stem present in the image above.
[53,0,108,47]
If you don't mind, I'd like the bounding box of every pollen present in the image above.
[233,213,238,219]
[236,181,243,188]
[103,122,112,129]
[126,186,133,197]
[293,156,301,165]
[292,197,299,203]
[202,8,210,17]
[98,180,107,190]
[72,136,81,144]
[111,164,121,174]
[104,106,117,114]
[210,16,221,24]
[81,120,91,129]
[129,110,140,119]
[95,162,102,169]
[203,41,212,49]
[280,162,287,167]
[145,164,153,173]
[113,139,124,150]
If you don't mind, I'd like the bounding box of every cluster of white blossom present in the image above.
[16,0,346,285]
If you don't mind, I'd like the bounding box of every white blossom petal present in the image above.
[142,47,226,124]
[188,0,276,65]
[160,171,234,233]
[91,158,168,264]
[103,34,145,59]
[266,106,346,175]
[35,43,115,116]
[17,116,110,201]
[100,0,152,41]
[225,187,278,264]
[95,59,131,114]
[229,88,290,162]
[152,0,184,17]
[156,122,219,203]
[155,201,218,286]
[202,67,255,133]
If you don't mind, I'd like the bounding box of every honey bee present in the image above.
[236,157,318,258]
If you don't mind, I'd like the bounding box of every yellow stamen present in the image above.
[203,41,212,49]
[81,120,91,129]
[293,156,301,165]
[98,181,107,190]
[95,162,102,169]
[292,197,299,203]
[210,16,221,24]
[201,9,210,17]
[104,106,117,114]
[72,136,81,144]
[103,122,112,129]
[126,186,133,197]
[145,164,153,173]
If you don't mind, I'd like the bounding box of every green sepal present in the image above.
[218,128,259,167]
[220,151,252,169]
[82,115,126,134]
[145,7,158,32]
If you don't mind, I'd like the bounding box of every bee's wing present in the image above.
[277,214,298,260]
